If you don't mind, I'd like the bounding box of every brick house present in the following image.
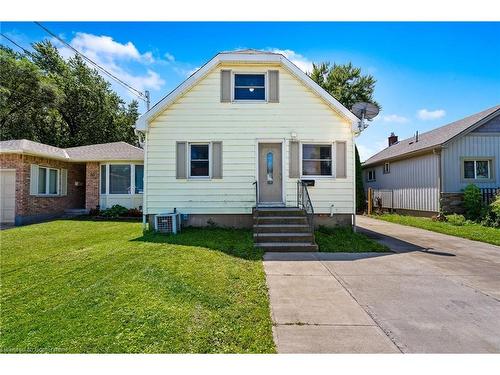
[0,140,144,225]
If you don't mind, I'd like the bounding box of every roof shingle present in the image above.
[0,140,143,161]
[363,105,500,166]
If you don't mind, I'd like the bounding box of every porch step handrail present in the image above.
[296,180,314,233]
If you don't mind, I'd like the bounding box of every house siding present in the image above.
[146,64,354,216]
[364,152,440,212]
[442,133,500,192]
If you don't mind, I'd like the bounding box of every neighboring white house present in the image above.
[363,105,500,215]
[136,50,360,228]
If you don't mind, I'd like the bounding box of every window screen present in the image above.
[190,144,209,177]
[302,144,332,176]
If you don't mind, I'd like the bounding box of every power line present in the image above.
[1,33,33,56]
[33,22,148,103]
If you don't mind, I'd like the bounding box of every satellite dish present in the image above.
[351,102,380,132]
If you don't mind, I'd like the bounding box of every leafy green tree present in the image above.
[0,41,140,148]
[0,46,61,143]
[308,62,379,213]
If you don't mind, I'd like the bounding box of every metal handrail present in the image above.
[252,180,259,209]
[296,180,314,232]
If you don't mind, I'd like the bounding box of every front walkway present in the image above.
[264,252,400,353]
[264,217,500,353]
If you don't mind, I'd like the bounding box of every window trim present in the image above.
[367,169,376,182]
[461,157,495,182]
[300,142,334,178]
[37,167,60,196]
[232,71,268,103]
[383,162,390,174]
[188,142,212,179]
[100,163,144,195]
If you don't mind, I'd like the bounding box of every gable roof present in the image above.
[363,105,500,167]
[135,50,359,131]
[0,139,143,162]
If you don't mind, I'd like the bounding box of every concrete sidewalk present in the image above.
[264,252,400,353]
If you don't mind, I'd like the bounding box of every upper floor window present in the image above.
[302,144,333,176]
[234,73,265,101]
[367,169,376,182]
[463,159,492,180]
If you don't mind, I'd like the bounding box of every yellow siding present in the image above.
[146,64,354,215]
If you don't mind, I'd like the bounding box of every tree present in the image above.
[0,41,140,148]
[0,46,61,143]
[308,62,379,213]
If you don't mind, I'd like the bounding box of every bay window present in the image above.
[100,164,143,195]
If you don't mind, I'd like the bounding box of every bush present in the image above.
[463,184,483,220]
[100,205,129,218]
[446,214,467,226]
[481,195,500,228]
[126,208,143,217]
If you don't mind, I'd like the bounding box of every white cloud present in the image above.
[53,32,165,96]
[417,108,446,120]
[268,48,313,73]
[382,114,409,123]
[164,52,175,62]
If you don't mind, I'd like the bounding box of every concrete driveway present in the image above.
[264,216,500,353]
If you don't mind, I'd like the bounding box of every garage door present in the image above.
[0,170,16,224]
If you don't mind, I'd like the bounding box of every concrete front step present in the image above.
[254,232,314,243]
[255,208,305,217]
[254,216,308,225]
[254,224,311,233]
[254,242,319,252]
[62,209,89,218]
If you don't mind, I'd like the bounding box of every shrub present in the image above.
[126,208,143,217]
[446,214,467,226]
[481,195,500,228]
[463,184,483,220]
[100,205,129,218]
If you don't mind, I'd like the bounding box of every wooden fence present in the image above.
[481,188,500,205]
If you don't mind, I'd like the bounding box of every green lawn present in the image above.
[373,214,500,246]
[315,226,390,252]
[0,220,275,353]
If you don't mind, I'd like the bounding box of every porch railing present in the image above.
[253,180,259,208]
[297,180,314,232]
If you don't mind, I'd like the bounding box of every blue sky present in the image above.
[2,22,499,160]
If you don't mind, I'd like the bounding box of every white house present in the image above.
[135,50,359,248]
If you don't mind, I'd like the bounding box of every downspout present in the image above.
[436,147,443,214]
[352,130,357,232]
[142,131,148,231]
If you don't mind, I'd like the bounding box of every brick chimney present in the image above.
[388,132,398,147]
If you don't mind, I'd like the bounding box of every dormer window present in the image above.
[234,73,266,101]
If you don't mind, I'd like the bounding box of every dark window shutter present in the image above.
[212,142,223,179]
[289,141,300,178]
[268,70,279,103]
[176,142,187,179]
[220,70,231,102]
[336,141,347,178]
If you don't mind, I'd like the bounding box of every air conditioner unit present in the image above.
[154,212,181,234]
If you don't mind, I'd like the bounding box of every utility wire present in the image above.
[33,22,147,102]
[1,33,34,56]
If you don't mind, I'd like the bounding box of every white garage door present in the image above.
[0,170,16,224]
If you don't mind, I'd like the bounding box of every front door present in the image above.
[258,143,283,204]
